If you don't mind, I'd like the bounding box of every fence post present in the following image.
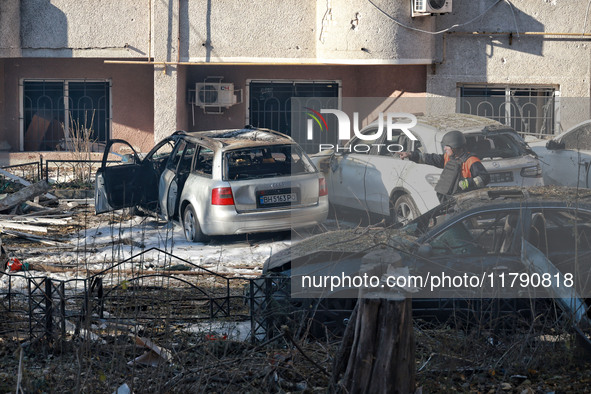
[249,280,255,344]
[39,155,43,182]
[96,277,104,319]
[60,282,66,339]
[8,275,12,312]
[45,278,53,343]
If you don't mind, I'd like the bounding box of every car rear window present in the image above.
[224,144,316,180]
[465,132,528,159]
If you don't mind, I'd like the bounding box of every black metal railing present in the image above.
[0,248,265,346]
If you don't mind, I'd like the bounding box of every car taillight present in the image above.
[319,178,328,197]
[212,187,235,205]
[520,165,542,177]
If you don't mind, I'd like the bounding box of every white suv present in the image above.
[313,114,543,223]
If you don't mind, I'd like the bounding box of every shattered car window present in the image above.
[429,211,520,256]
[166,140,187,171]
[194,147,214,176]
[532,208,591,254]
[465,132,528,159]
[224,144,316,180]
[558,123,591,150]
[151,141,174,161]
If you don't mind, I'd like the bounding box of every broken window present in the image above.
[194,146,213,176]
[429,210,521,256]
[167,140,187,171]
[557,123,591,150]
[22,80,111,151]
[224,144,315,180]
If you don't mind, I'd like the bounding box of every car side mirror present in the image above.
[417,244,433,258]
[546,139,565,150]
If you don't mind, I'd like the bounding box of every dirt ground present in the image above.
[1,312,591,393]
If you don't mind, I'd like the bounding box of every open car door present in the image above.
[95,140,143,214]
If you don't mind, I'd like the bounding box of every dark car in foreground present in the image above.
[253,186,591,337]
[95,127,328,242]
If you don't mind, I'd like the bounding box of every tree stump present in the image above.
[331,250,415,393]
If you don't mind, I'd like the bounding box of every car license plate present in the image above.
[490,171,514,183]
[259,193,297,205]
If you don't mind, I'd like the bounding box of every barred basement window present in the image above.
[22,80,111,151]
[458,85,557,137]
[248,80,340,153]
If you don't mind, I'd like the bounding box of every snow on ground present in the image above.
[69,214,293,276]
[0,205,301,298]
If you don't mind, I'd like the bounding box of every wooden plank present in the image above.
[0,181,51,213]
[0,220,47,233]
[18,208,70,217]
[1,229,73,247]
[12,217,71,225]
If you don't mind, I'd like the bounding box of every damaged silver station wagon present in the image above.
[95,127,329,242]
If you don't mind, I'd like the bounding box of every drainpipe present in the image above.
[148,0,152,61]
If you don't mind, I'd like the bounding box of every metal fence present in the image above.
[44,159,112,187]
[0,248,293,347]
[0,162,42,193]
[0,158,111,190]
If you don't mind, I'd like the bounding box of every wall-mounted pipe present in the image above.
[436,31,591,66]
[148,0,152,61]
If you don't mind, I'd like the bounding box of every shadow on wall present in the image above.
[429,2,552,134]
[180,0,214,62]
[21,0,70,56]
[485,2,544,56]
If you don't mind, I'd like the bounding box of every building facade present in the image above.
[0,0,588,162]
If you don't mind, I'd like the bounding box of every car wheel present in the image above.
[182,204,206,242]
[392,195,419,225]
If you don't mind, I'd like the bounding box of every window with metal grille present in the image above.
[22,80,111,151]
[248,81,339,153]
[458,85,557,137]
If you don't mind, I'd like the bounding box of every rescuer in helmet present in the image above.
[399,130,490,200]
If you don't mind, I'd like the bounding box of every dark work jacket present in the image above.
[409,150,490,194]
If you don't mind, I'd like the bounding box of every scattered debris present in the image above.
[0,180,50,213]
[1,229,74,247]
[112,383,131,394]
[6,257,26,272]
[0,168,56,200]
[129,337,172,367]
[0,220,47,233]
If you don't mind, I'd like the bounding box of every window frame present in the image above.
[457,83,559,138]
[19,78,113,152]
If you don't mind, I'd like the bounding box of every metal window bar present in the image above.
[23,80,110,152]
[248,82,339,153]
[459,86,556,137]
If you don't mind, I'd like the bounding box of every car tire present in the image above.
[392,194,419,225]
[182,204,206,242]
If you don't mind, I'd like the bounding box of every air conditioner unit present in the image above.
[412,0,452,15]
[195,82,237,107]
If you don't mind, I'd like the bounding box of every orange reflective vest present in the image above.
[443,153,481,179]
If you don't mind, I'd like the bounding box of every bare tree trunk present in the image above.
[331,250,415,393]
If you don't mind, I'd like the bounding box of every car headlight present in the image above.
[425,174,440,187]
[520,165,542,177]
